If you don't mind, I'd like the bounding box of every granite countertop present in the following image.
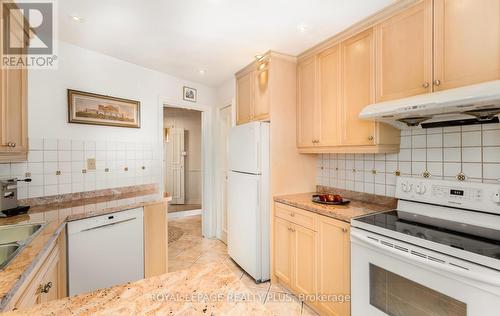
[4,263,276,316]
[274,190,397,223]
[0,186,168,311]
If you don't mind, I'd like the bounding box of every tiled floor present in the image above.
[168,215,319,316]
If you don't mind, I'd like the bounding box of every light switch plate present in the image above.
[87,158,96,170]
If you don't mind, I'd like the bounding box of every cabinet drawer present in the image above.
[275,203,317,231]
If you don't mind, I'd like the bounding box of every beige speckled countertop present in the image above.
[0,187,167,311]
[4,263,280,316]
[274,191,396,223]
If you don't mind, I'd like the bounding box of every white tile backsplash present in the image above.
[317,124,500,197]
[1,138,163,198]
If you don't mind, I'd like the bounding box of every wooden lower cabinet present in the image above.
[274,217,294,287]
[144,200,169,277]
[316,216,351,316]
[12,237,65,310]
[274,203,351,316]
[293,224,317,295]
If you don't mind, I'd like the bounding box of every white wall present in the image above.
[164,108,202,204]
[29,41,216,142]
[215,78,236,108]
[0,41,217,199]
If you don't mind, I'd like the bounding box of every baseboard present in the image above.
[168,209,202,219]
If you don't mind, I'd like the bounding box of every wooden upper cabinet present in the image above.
[253,62,270,120]
[375,0,433,101]
[297,56,317,148]
[433,0,500,91]
[317,45,341,147]
[341,29,376,146]
[236,71,253,125]
[0,8,28,162]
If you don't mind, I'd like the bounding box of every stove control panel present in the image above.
[396,177,500,215]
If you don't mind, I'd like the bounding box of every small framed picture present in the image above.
[183,86,197,102]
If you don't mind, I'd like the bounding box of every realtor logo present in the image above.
[1,0,57,69]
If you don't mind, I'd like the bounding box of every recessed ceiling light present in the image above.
[297,24,307,33]
[70,15,84,22]
[198,69,206,75]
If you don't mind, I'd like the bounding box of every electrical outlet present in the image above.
[87,158,96,170]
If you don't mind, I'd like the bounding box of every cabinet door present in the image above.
[39,252,60,303]
[316,217,351,316]
[317,45,341,147]
[236,71,253,125]
[375,0,433,101]
[0,11,28,157]
[15,245,60,309]
[297,56,317,148]
[341,29,376,146]
[434,0,500,91]
[293,224,317,295]
[253,62,270,120]
[274,216,293,287]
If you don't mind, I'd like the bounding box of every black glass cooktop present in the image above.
[356,211,500,261]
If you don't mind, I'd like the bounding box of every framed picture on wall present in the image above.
[67,89,141,128]
[183,86,197,102]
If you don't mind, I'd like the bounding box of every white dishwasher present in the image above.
[67,207,144,296]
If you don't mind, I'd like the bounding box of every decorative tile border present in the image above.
[19,183,159,207]
[316,123,500,197]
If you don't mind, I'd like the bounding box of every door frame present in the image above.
[215,104,232,243]
[215,98,236,242]
[158,96,213,238]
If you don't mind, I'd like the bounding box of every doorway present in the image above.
[164,107,202,217]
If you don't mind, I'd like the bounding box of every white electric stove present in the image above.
[351,177,500,316]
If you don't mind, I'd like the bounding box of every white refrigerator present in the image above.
[227,121,270,282]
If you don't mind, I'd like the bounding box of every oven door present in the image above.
[351,228,500,316]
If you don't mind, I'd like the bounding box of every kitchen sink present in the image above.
[0,222,46,270]
[0,243,21,270]
[0,223,44,245]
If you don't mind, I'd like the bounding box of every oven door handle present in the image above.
[351,230,500,288]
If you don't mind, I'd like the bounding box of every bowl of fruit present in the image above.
[312,194,350,205]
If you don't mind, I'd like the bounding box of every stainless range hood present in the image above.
[359,80,500,129]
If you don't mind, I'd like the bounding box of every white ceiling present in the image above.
[58,0,393,87]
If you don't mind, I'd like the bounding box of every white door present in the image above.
[166,127,185,204]
[219,106,231,243]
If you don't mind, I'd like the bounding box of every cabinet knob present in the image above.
[6,142,16,148]
[342,228,348,233]
[433,80,441,86]
[368,136,374,141]
[422,82,430,88]
[38,282,53,294]
[291,228,296,232]
[290,212,295,217]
